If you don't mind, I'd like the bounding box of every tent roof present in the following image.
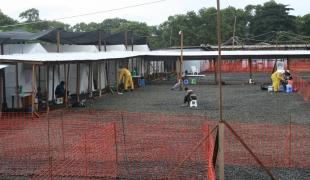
[1,50,310,64]
[0,29,147,45]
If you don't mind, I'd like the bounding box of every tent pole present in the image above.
[98,62,102,97]
[64,64,68,107]
[76,63,80,103]
[32,64,35,115]
[46,63,49,113]
[98,30,102,51]
[1,43,7,111]
[249,58,253,81]
[287,57,290,70]
[213,59,217,84]
[52,65,55,101]
[15,63,20,109]
[56,30,61,53]
[88,63,92,97]
[125,30,128,50]
[131,30,134,51]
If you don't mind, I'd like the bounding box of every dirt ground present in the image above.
[88,73,310,125]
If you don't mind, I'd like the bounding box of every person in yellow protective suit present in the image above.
[118,68,134,91]
[271,70,284,92]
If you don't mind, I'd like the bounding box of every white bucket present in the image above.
[268,86,273,92]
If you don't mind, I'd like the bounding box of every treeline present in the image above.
[0,0,310,49]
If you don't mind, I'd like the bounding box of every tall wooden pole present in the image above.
[76,63,80,103]
[98,63,102,97]
[232,16,237,49]
[15,63,20,109]
[98,30,102,52]
[1,43,7,111]
[46,63,50,112]
[179,31,184,90]
[287,57,290,70]
[125,30,128,50]
[56,30,61,53]
[52,65,55,101]
[131,30,134,51]
[249,58,253,81]
[216,0,225,179]
[31,65,35,115]
[64,64,68,107]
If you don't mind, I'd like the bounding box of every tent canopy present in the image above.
[1,50,310,63]
[0,29,147,45]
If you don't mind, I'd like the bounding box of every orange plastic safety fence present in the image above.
[290,60,310,72]
[0,112,117,179]
[215,122,310,168]
[204,60,276,73]
[292,73,310,103]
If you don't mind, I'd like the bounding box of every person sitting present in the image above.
[55,81,65,98]
[184,87,197,106]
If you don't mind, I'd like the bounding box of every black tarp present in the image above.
[0,29,147,45]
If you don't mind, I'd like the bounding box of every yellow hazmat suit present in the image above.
[271,71,284,92]
[118,68,134,91]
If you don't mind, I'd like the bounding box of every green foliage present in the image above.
[248,0,296,36]
[0,10,17,31]
[0,1,310,47]
[19,8,39,22]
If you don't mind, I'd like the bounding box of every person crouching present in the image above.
[184,87,197,106]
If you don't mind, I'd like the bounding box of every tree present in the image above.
[299,14,310,36]
[19,8,40,22]
[0,10,17,31]
[248,0,296,37]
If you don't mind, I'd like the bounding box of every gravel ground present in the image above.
[88,73,310,125]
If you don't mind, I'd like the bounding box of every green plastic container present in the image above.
[190,78,197,85]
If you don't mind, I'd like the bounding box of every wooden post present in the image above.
[52,65,55,101]
[88,63,92,97]
[179,31,184,82]
[249,58,253,80]
[56,30,61,53]
[98,30,102,52]
[125,30,128,50]
[1,43,7,111]
[216,0,225,179]
[213,59,218,84]
[64,64,68,107]
[31,64,35,115]
[287,57,290,70]
[15,63,20,109]
[98,62,102,97]
[131,30,134,51]
[46,63,50,112]
[76,63,80,103]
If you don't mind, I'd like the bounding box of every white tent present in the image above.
[2,43,47,109]
[43,44,107,98]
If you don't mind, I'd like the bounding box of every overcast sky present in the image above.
[0,0,308,26]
